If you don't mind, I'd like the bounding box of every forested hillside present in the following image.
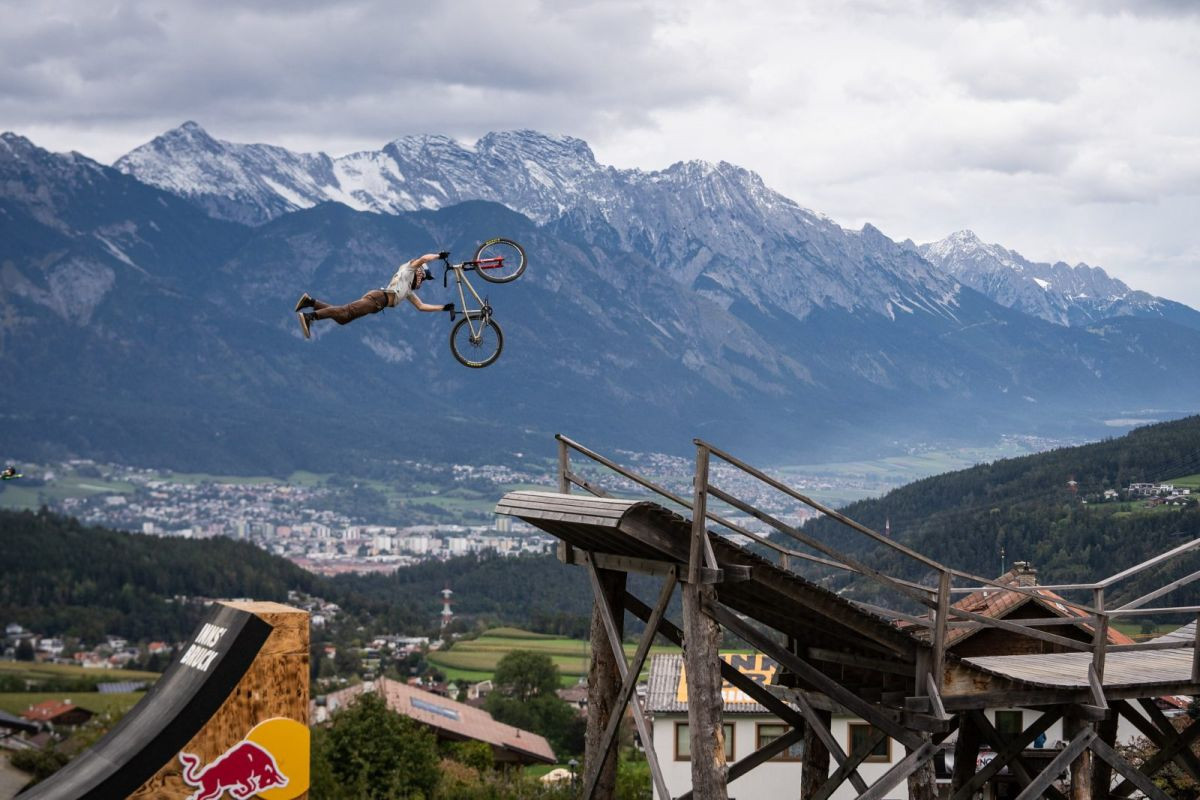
[800,415,1200,606]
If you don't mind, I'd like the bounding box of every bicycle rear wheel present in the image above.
[473,238,526,283]
[449,316,504,368]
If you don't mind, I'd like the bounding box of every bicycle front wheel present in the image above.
[449,316,504,368]
[473,238,526,283]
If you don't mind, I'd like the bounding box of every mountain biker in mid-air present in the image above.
[294,252,456,339]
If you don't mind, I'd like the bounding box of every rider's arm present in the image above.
[406,292,449,313]
[409,253,442,269]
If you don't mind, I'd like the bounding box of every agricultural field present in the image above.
[427,629,680,687]
[0,691,145,718]
[1167,473,1200,490]
[0,661,160,689]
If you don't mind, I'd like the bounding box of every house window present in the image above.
[675,721,736,761]
[757,723,804,761]
[995,710,1023,741]
[848,723,891,763]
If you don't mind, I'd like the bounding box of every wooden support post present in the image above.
[801,708,832,800]
[584,563,626,800]
[681,577,728,800]
[586,560,671,800]
[932,570,950,685]
[1093,713,1118,800]
[1067,714,1096,800]
[958,710,1066,800]
[557,437,570,494]
[1088,735,1172,800]
[688,445,710,585]
[905,735,939,800]
[1193,611,1200,683]
[581,571,676,800]
[1093,587,1108,683]
[950,712,980,798]
[1014,727,1096,800]
[622,592,870,794]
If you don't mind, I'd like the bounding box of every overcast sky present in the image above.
[3,0,1199,305]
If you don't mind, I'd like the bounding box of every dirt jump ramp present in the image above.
[21,600,309,800]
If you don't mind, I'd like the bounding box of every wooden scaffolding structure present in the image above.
[496,435,1200,800]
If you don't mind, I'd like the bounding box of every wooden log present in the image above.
[950,712,980,798]
[682,579,728,800]
[801,708,833,800]
[1093,714,1118,800]
[584,566,626,800]
[1067,715,1096,800]
[905,734,939,800]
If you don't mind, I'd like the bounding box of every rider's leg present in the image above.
[311,290,389,325]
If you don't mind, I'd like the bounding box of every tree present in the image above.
[311,692,440,799]
[15,638,34,661]
[485,651,584,757]
[492,650,559,702]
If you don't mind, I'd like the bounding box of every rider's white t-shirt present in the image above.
[383,260,419,306]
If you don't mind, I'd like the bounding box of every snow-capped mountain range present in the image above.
[117,123,1195,333]
[4,123,1200,473]
[919,230,1199,329]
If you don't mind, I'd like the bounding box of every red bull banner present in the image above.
[180,718,309,800]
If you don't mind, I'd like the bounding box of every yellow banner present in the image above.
[676,653,778,705]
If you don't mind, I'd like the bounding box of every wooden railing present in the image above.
[554,434,1200,694]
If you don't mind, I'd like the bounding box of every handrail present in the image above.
[698,438,1103,616]
[554,433,1200,690]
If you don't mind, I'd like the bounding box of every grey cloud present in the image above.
[0,0,740,151]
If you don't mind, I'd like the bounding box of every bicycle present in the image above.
[438,237,527,368]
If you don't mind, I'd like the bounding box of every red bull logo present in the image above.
[178,718,309,800]
[180,741,287,800]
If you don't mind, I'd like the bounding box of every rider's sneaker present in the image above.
[298,312,313,340]
[294,293,315,312]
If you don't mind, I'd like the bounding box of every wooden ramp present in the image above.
[500,435,1200,800]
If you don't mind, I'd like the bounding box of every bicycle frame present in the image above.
[444,260,492,341]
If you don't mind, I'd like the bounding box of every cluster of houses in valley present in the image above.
[1085,481,1197,507]
[2,623,168,671]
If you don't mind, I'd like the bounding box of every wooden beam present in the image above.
[951,713,981,798]
[857,740,938,800]
[1133,697,1200,783]
[1110,713,1200,797]
[582,561,624,800]
[557,437,570,493]
[1089,734,1173,800]
[1013,727,1096,800]
[811,726,888,800]
[952,709,1063,800]
[802,708,832,800]
[707,601,923,749]
[708,484,937,608]
[806,647,915,676]
[932,570,950,685]
[1116,568,1200,611]
[946,605,1092,651]
[585,559,671,800]
[621,589,874,792]
[563,549,678,577]
[1088,663,1108,711]
[1093,714,1118,800]
[580,567,675,800]
[688,445,710,585]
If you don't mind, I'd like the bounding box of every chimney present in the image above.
[1012,561,1038,587]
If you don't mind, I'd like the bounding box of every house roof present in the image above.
[323,679,555,765]
[0,709,38,733]
[900,566,1135,649]
[645,653,782,715]
[20,699,92,722]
